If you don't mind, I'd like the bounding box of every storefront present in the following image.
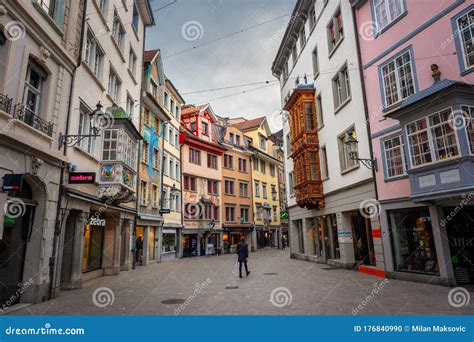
[182,233,198,257]
[388,207,438,275]
[444,206,474,285]
[82,214,106,273]
[162,229,177,261]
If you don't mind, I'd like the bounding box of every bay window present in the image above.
[462,105,474,154]
[406,108,459,167]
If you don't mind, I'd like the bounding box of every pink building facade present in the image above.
[353,0,474,286]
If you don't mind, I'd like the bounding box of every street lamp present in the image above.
[58,102,105,149]
[345,130,377,171]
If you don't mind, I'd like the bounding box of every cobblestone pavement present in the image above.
[8,249,474,315]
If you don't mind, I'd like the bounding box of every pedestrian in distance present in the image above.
[135,235,143,264]
[236,237,250,278]
[281,236,286,250]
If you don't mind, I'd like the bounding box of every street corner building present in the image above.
[271,0,384,274]
[0,0,155,305]
[352,0,474,286]
[136,49,185,264]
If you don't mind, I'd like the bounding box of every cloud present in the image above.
[146,0,294,132]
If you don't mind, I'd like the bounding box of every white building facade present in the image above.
[272,0,384,274]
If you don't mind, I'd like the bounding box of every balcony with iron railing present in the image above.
[0,93,54,137]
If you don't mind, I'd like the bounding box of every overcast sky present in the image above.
[145,0,295,132]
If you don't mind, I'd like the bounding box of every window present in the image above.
[373,0,405,33]
[202,122,209,136]
[236,135,241,145]
[140,180,147,205]
[309,152,319,180]
[108,66,122,103]
[23,58,47,116]
[169,158,174,179]
[271,185,277,200]
[299,27,306,50]
[132,1,139,32]
[406,109,459,167]
[189,148,201,165]
[162,187,169,209]
[144,108,151,127]
[99,0,107,13]
[207,154,218,169]
[175,106,180,119]
[85,29,104,78]
[316,94,324,128]
[338,129,358,172]
[240,207,249,223]
[238,158,247,172]
[162,154,168,175]
[270,165,276,177]
[255,203,263,220]
[308,5,316,30]
[129,46,137,76]
[184,175,197,191]
[224,154,233,169]
[312,47,319,77]
[305,102,316,130]
[175,133,179,147]
[381,49,415,107]
[285,134,292,155]
[388,207,437,274]
[208,180,219,195]
[102,129,118,160]
[225,206,236,222]
[164,92,169,108]
[328,8,344,52]
[78,104,96,155]
[260,160,266,174]
[152,184,158,207]
[332,64,351,109]
[262,183,267,199]
[462,105,474,154]
[150,80,157,98]
[288,172,295,196]
[259,136,266,151]
[112,10,125,51]
[38,0,65,27]
[224,179,235,195]
[126,95,134,118]
[153,148,159,169]
[170,99,175,115]
[254,180,260,197]
[383,136,405,178]
[142,140,149,164]
[273,206,278,222]
[456,8,474,72]
[253,157,259,171]
[320,146,329,180]
[291,44,297,65]
[175,162,180,180]
[169,127,173,144]
[239,182,249,197]
[229,132,235,144]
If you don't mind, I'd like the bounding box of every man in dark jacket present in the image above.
[236,237,250,278]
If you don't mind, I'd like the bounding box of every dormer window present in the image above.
[259,135,266,151]
[202,122,209,136]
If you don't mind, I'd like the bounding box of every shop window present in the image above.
[162,233,176,253]
[388,207,438,274]
[82,216,105,272]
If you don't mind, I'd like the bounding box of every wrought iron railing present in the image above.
[0,94,13,114]
[13,104,54,137]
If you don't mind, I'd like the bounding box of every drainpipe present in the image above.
[49,0,88,300]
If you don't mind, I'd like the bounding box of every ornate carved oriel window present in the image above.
[284,86,324,209]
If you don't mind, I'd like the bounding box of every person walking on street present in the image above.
[236,237,250,278]
[281,236,286,250]
[135,235,143,264]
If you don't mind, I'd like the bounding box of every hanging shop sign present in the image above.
[280,211,289,219]
[68,172,96,184]
[2,174,23,191]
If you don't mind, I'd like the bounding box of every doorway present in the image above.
[350,211,376,266]
[0,181,36,306]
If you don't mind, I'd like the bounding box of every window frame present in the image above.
[381,134,406,180]
[371,0,407,36]
[451,5,474,75]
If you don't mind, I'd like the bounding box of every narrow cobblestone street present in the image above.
[8,250,474,316]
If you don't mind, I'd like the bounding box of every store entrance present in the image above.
[182,234,198,257]
[0,181,35,306]
[350,211,376,266]
[445,206,474,285]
